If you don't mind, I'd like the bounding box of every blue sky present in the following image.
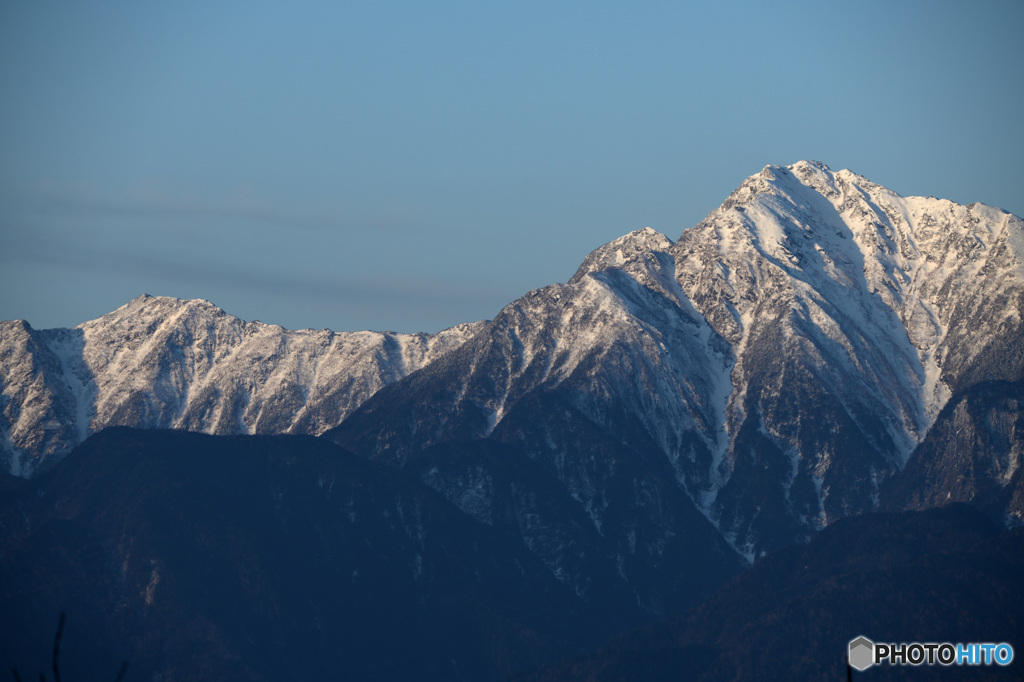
[2,0,1022,333]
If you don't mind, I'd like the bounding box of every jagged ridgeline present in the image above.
[3,160,1023,611]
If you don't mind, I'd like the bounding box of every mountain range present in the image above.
[3,160,1022,678]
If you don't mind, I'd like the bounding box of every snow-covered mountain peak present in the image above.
[718,161,904,222]
[678,158,1023,385]
[686,160,1023,287]
[103,293,228,321]
[666,162,1024,548]
[569,227,673,284]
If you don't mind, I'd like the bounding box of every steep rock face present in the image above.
[0,296,483,476]
[0,322,83,474]
[337,227,731,471]
[882,380,1024,524]
[672,161,1024,553]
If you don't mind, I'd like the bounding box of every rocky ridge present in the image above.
[3,161,1022,566]
[0,295,482,476]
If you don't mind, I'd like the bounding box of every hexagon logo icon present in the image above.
[849,636,874,671]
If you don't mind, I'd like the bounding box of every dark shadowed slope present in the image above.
[516,504,1024,681]
[0,428,611,681]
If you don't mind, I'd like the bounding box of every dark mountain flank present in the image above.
[516,505,1024,681]
[0,429,608,680]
